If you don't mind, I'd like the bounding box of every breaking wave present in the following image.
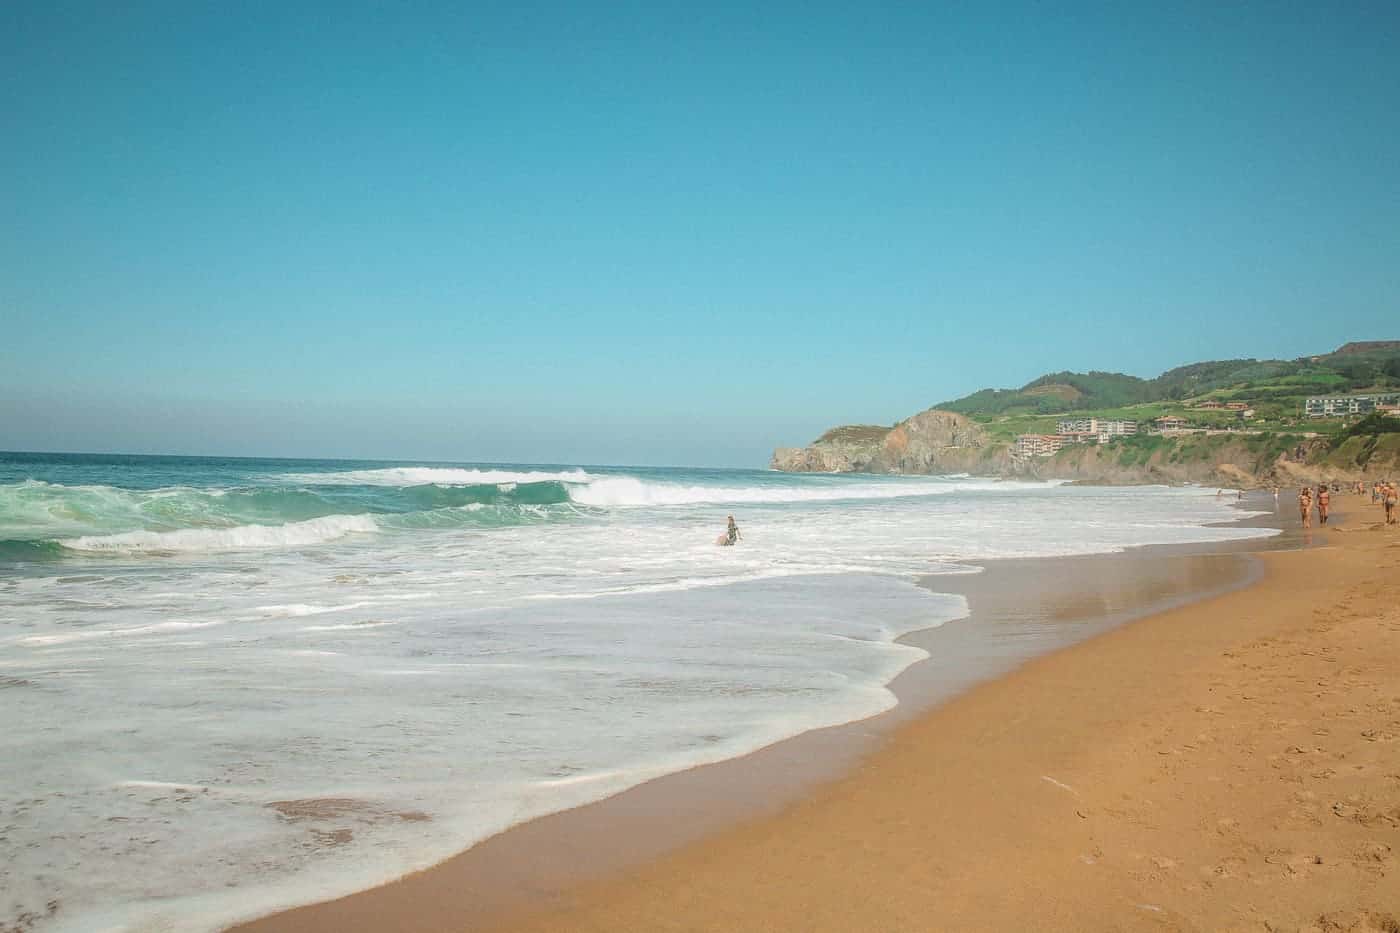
[276,467,594,486]
[0,470,1058,559]
[59,515,379,554]
[568,476,1043,507]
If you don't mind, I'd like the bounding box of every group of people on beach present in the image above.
[1297,484,1330,528]
[1297,480,1398,528]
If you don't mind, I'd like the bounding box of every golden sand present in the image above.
[234,498,1399,932]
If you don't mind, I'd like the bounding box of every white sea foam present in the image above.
[17,620,224,646]
[59,515,378,553]
[2,466,1280,933]
[276,467,593,486]
[255,602,370,617]
[115,780,212,791]
[566,475,1036,507]
[298,621,397,632]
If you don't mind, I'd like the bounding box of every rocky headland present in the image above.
[770,410,1007,475]
[771,409,1400,486]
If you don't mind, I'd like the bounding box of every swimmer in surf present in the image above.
[726,515,741,546]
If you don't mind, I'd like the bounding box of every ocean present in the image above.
[0,452,1276,932]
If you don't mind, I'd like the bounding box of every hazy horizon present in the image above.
[1,336,1396,467]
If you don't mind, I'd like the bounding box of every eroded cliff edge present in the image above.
[770,409,1011,475]
[771,410,1400,485]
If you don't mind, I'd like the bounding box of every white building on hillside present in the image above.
[1014,434,1066,459]
[1055,417,1138,437]
[1305,394,1400,417]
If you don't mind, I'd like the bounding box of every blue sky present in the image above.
[3,2,1397,466]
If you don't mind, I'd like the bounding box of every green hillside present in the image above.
[937,345,1400,420]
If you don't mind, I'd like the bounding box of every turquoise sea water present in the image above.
[0,452,1276,932]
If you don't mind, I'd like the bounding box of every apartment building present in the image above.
[1305,394,1400,417]
[1054,417,1138,436]
[1013,434,1067,459]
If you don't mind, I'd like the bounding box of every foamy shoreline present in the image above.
[465,495,1396,932]
[2,459,1281,933]
[228,493,1294,933]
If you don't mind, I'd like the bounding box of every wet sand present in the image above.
[233,493,1400,932]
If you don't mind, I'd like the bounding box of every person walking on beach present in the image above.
[1385,482,1398,526]
[1299,486,1313,528]
[1316,483,1330,525]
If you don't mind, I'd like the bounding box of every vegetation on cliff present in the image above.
[936,346,1400,419]
[773,342,1400,484]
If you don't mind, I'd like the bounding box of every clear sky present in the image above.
[3,2,1397,467]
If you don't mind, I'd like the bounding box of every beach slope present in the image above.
[233,505,1399,933]
[484,513,1399,931]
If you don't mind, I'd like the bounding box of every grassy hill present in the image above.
[937,345,1400,423]
[776,342,1400,484]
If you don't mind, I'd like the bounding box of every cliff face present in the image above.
[770,410,1009,474]
[1015,440,1275,486]
[1015,439,1400,486]
[773,415,1400,485]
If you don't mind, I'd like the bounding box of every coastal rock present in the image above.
[774,411,1400,485]
[770,409,1000,475]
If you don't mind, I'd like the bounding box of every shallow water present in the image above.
[0,453,1276,932]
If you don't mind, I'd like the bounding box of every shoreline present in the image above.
[493,493,1399,931]
[230,492,1311,933]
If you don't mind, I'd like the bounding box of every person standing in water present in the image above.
[1299,486,1313,528]
[1316,483,1331,525]
[725,515,741,546]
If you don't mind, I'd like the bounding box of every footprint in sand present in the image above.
[1353,841,1392,874]
[1303,909,1400,933]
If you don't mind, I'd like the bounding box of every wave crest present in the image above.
[568,477,977,507]
[277,468,593,487]
[60,515,378,554]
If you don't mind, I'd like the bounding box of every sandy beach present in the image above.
[233,493,1399,933]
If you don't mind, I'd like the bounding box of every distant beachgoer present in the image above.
[725,515,741,546]
[1299,486,1312,528]
[1317,484,1330,525]
[1385,482,1398,526]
